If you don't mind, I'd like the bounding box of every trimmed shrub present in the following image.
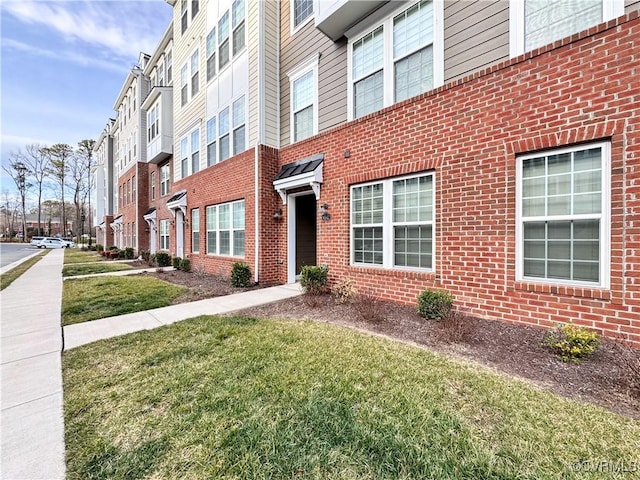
[124,247,135,259]
[95,244,104,252]
[417,288,454,320]
[107,245,118,251]
[543,322,599,362]
[332,278,358,304]
[300,265,329,295]
[172,256,182,269]
[230,262,252,287]
[139,249,151,263]
[179,258,191,272]
[155,252,171,267]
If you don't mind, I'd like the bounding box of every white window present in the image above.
[516,142,610,287]
[206,116,217,166]
[150,171,156,200]
[289,56,318,143]
[192,208,200,253]
[147,103,159,142]
[232,0,245,55]
[509,0,624,57]
[191,0,199,19]
[180,137,188,178]
[348,0,443,119]
[191,129,200,174]
[180,64,188,106]
[206,200,245,257]
[232,96,246,155]
[160,164,170,196]
[292,0,313,32]
[206,27,216,81]
[351,172,435,269]
[218,11,230,70]
[181,0,188,34]
[191,49,200,96]
[219,107,230,161]
[166,51,173,84]
[158,61,165,86]
[160,219,170,250]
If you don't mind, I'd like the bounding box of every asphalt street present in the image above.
[0,243,37,268]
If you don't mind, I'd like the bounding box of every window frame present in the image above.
[515,141,611,288]
[206,27,217,82]
[232,0,246,56]
[290,0,314,35]
[288,56,319,143]
[191,208,200,253]
[160,163,170,196]
[508,0,624,58]
[205,200,245,257]
[350,171,436,271]
[206,116,217,166]
[160,219,170,251]
[346,0,444,120]
[150,171,156,200]
[232,96,246,156]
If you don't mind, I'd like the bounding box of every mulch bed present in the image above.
[135,270,640,420]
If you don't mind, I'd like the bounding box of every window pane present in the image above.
[220,135,229,161]
[219,40,229,68]
[218,11,229,41]
[525,0,601,51]
[354,70,383,118]
[394,225,432,268]
[293,71,314,111]
[207,141,217,166]
[233,97,245,128]
[232,0,244,27]
[233,22,245,55]
[207,54,216,81]
[352,26,383,79]
[219,108,229,134]
[233,230,245,256]
[233,126,245,155]
[207,118,216,142]
[207,231,217,254]
[233,201,245,228]
[294,0,313,27]
[219,231,230,255]
[393,0,433,58]
[219,204,230,229]
[206,28,216,56]
[353,226,383,264]
[294,106,313,142]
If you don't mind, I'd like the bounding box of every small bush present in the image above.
[107,245,118,251]
[95,244,104,252]
[417,288,454,320]
[332,278,358,304]
[300,265,328,295]
[117,249,125,259]
[172,256,182,269]
[180,258,191,272]
[124,247,135,259]
[139,249,151,263]
[230,262,252,287]
[352,292,386,324]
[436,309,475,344]
[148,253,156,267]
[155,252,172,267]
[543,322,599,362]
[612,338,640,397]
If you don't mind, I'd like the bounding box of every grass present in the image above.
[63,317,640,480]
[64,249,106,264]
[0,250,48,290]
[62,276,186,325]
[62,263,133,277]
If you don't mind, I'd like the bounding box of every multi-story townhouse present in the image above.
[142,24,174,254]
[93,119,116,247]
[98,0,640,345]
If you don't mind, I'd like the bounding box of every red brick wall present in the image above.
[274,13,640,345]
[173,150,258,277]
[115,162,149,254]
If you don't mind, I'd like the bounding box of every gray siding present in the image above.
[264,0,281,147]
[280,0,347,147]
[444,0,509,82]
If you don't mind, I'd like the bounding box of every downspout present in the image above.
[254,0,266,284]
[254,143,260,284]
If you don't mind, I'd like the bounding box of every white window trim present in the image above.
[232,95,246,156]
[509,0,624,58]
[346,0,444,120]
[180,47,200,107]
[350,171,436,271]
[160,164,170,196]
[205,200,245,257]
[290,0,314,37]
[160,219,170,251]
[288,54,319,143]
[515,141,611,288]
[192,208,200,253]
[180,126,201,178]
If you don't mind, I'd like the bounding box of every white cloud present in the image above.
[2,38,128,74]
[2,0,171,61]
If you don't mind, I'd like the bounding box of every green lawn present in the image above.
[62,263,133,277]
[64,249,106,264]
[62,276,186,325]
[63,317,640,480]
[0,250,48,290]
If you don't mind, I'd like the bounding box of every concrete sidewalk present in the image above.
[64,283,303,350]
[1,248,66,480]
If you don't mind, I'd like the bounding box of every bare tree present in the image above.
[44,144,73,236]
[77,139,96,245]
[2,154,32,242]
[1,190,20,239]
[20,144,51,236]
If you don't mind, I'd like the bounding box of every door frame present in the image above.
[287,191,316,283]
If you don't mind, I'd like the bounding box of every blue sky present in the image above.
[0,0,173,200]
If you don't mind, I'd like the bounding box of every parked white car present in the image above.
[30,236,45,247]
[36,237,68,249]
